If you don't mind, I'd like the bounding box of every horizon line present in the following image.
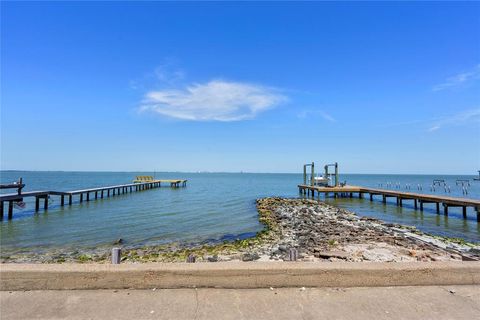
[0,169,478,176]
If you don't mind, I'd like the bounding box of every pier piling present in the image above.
[8,201,13,219]
[0,179,187,219]
[298,184,480,222]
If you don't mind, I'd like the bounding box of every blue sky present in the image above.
[1,2,479,174]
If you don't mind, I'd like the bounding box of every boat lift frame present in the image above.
[303,162,339,187]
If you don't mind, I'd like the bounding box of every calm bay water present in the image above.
[1,171,479,256]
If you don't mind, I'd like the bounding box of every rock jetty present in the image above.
[1,198,478,263]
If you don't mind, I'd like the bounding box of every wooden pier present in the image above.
[0,179,187,220]
[298,184,480,221]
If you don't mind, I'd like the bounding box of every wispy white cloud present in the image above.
[380,108,480,132]
[433,64,480,91]
[139,80,286,121]
[428,108,480,132]
[154,63,185,85]
[297,109,336,122]
[319,110,336,122]
[130,59,185,90]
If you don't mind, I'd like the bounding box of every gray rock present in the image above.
[315,251,349,259]
[468,247,480,256]
[207,255,219,262]
[242,253,260,261]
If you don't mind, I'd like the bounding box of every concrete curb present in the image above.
[1,262,479,290]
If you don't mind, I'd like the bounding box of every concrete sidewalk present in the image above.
[1,286,479,320]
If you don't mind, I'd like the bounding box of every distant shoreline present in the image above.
[1,170,477,176]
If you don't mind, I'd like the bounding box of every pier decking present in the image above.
[298,184,480,221]
[0,179,187,220]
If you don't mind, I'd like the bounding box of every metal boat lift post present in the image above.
[324,162,339,187]
[303,162,315,186]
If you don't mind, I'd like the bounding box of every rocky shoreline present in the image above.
[1,197,479,263]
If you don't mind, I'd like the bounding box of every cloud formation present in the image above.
[433,64,480,91]
[297,109,336,122]
[428,108,480,132]
[140,80,286,121]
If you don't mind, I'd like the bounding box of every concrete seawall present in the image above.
[1,262,479,290]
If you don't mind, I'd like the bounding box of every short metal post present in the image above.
[112,248,122,264]
[288,248,298,261]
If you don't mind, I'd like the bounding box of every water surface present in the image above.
[1,171,479,256]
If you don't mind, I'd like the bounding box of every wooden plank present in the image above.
[0,191,49,202]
